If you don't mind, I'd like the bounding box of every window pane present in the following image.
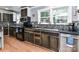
[40,18,50,23]
[41,11,49,17]
[53,7,68,23]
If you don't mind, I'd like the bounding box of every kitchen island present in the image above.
[24,27,79,52]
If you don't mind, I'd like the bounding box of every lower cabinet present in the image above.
[24,31,34,43]
[24,28,59,52]
[4,27,8,35]
[16,33,23,41]
[9,27,16,37]
[49,34,59,52]
[34,32,41,45]
[28,32,34,43]
[41,33,50,48]
[24,31,29,41]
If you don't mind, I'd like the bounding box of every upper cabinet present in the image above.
[9,14,13,22]
[21,8,27,17]
[3,13,13,22]
[38,6,77,25]
[3,13,9,22]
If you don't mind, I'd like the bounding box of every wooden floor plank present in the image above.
[0,36,53,52]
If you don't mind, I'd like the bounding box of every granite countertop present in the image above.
[16,27,79,35]
[27,28,79,35]
[59,30,79,35]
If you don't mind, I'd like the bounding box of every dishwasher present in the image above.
[59,33,78,52]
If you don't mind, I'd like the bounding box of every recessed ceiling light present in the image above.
[5,8,9,10]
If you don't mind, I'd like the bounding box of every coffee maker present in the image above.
[68,23,75,31]
[73,22,79,32]
[68,22,79,32]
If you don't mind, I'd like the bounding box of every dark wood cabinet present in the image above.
[16,33,24,41]
[34,31,41,45]
[24,31,29,41]
[41,33,50,48]
[9,14,13,22]
[4,27,8,35]
[3,13,9,22]
[9,27,16,37]
[49,33,59,52]
[24,29,34,43]
[3,13,13,22]
[24,28,59,51]
[28,32,34,43]
[21,8,27,17]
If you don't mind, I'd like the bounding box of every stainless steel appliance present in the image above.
[16,16,32,41]
[73,22,79,32]
[68,22,79,32]
[59,33,78,52]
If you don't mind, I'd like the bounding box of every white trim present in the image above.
[30,6,45,9]
[21,7,29,9]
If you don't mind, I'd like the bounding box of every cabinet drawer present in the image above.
[28,33,34,43]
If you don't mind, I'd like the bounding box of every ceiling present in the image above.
[0,6,21,13]
[0,6,34,13]
[0,6,30,13]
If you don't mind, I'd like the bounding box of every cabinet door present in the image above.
[21,8,27,17]
[3,13,9,22]
[9,27,16,37]
[16,33,23,41]
[9,14,13,22]
[4,27,8,35]
[34,32,41,45]
[41,33,50,48]
[24,32,29,41]
[3,13,13,22]
[9,27,13,36]
[28,32,34,43]
[50,36,59,51]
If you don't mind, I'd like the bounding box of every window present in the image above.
[38,9,50,24]
[38,6,75,24]
[53,7,68,24]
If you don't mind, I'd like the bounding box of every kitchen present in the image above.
[0,6,79,52]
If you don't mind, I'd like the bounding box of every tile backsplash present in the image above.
[33,24,69,31]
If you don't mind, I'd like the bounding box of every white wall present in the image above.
[16,13,21,23]
[30,6,48,22]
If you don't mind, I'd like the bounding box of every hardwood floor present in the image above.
[0,36,53,52]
